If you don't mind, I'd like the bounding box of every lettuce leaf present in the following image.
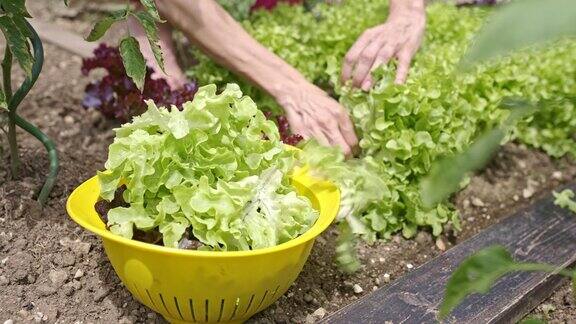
[99,83,318,250]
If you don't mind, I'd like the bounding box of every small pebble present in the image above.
[378,257,385,263]
[4,320,14,324]
[93,288,109,302]
[522,187,535,199]
[62,282,75,296]
[375,278,381,285]
[64,115,75,125]
[471,197,485,207]
[33,312,43,323]
[74,269,84,279]
[513,195,520,201]
[415,231,432,245]
[406,263,414,270]
[353,284,363,294]
[518,160,527,169]
[372,286,378,291]
[73,242,92,256]
[383,273,391,283]
[552,171,563,180]
[37,284,56,297]
[48,269,68,287]
[303,294,313,303]
[436,238,446,251]
[312,307,326,318]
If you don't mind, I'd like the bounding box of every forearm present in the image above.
[154,0,306,100]
[389,0,426,18]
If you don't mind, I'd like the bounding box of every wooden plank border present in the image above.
[320,183,576,324]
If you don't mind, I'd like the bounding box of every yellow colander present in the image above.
[66,167,339,324]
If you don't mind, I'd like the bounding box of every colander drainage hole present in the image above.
[255,290,269,312]
[205,299,209,322]
[270,285,280,301]
[131,283,143,303]
[174,296,184,320]
[189,299,196,322]
[159,293,173,317]
[217,299,225,322]
[146,289,157,308]
[243,294,255,316]
[228,298,240,321]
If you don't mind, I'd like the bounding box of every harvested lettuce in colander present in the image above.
[97,83,318,250]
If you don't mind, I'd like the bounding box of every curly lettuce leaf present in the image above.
[99,84,318,250]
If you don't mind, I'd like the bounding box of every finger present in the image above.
[307,121,331,147]
[394,51,414,84]
[336,111,358,150]
[342,28,377,82]
[361,46,395,90]
[351,39,388,88]
[329,129,353,156]
[317,118,352,156]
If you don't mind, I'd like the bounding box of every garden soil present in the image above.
[1,1,575,323]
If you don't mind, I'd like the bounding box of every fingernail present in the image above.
[361,80,371,91]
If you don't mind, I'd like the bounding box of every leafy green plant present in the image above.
[190,0,576,269]
[96,84,318,250]
[84,0,165,91]
[439,245,576,320]
[553,189,576,214]
[0,0,58,206]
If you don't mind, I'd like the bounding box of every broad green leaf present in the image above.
[119,36,146,91]
[159,217,189,248]
[439,246,517,319]
[0,15,33,76]
[420,128,505,209]
[132,11,164,72]
[11,14,32,38]
[138,0,162,22]
[85,9,128,42]
[461,0,576,67]
[0,0,32,18]
[108,204,156,238]
[553,189,576,213]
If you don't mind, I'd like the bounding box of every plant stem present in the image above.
[2,47,19,177]
[15,115,58,206]
[9,20,59,207]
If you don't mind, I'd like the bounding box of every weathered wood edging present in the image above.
[321,183,576,324]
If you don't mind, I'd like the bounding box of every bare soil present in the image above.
[1,1,575,323]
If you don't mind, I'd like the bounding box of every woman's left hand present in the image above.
[341,0,426,90]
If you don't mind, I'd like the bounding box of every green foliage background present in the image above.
[187,1,576,243]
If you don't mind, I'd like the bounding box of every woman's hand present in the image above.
[341,0,426,89]
[275,83,358,156]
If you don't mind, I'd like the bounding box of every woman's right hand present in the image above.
[274,82,358,156]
